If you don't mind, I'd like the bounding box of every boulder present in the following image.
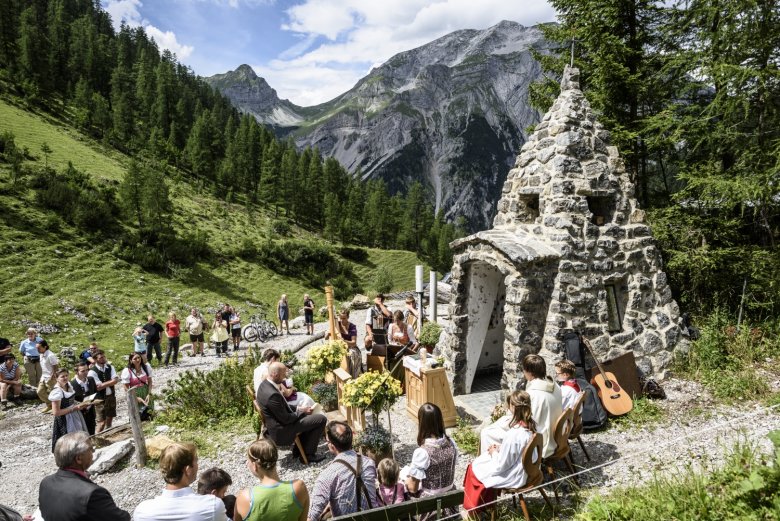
[350,294,371,310]
[145,435,176,460]
[88,439,134,474]
[289,316,306,329]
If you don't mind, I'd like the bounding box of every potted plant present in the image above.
[341,367,404,464]
[310,382,338,412]
[418,322,442,351]
[355,424,392,463]
[305,340,348,380]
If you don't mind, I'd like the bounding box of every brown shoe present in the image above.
[40,405,52,414]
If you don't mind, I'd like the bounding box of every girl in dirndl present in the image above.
[121,353,153,415]
[49,368,89,451]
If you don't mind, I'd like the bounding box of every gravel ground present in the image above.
[2,302,779,518]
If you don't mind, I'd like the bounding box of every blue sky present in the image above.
[102,1,557,106]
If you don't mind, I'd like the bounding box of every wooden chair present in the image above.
[245,384,308,464]
[542,408,576,503]
[491,433,553,521]
[568,392,590,462]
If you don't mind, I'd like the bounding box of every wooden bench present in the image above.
[332,489,463,521]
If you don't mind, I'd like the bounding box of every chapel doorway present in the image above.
[463,261,507,394]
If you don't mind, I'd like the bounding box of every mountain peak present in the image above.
[235,64,258,79]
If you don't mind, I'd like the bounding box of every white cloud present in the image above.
[101,0,194,60]
[267,0,556,105]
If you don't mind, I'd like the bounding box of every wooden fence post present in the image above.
[126,388,148,467]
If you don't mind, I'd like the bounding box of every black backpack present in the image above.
[563,331,608,430]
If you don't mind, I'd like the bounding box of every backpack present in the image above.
[576,377,608,431]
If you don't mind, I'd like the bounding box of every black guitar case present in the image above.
[563,332,608,430]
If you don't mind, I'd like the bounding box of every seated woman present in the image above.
[463,391,537,512]
[234,438,309,521]
[325,308,362,379]
[120,353,153,418]
[403,403,458,520]
[253,348,315,411]
[386,310,418,384]
[49,369,89,452]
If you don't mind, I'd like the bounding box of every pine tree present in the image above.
[0,0,20,70]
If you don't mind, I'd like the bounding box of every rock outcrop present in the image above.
[208,21,553,231]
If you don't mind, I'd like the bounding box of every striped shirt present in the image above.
[0,361,20,382]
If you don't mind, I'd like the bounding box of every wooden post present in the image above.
[126,388,148,467]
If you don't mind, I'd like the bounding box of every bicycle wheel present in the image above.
[266,321,278,337]
[243,325,259,343]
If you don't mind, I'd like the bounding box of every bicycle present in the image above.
[242,314,278,343]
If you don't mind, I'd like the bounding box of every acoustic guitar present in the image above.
[581,336,633,416]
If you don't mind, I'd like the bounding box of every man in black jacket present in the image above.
[39,432,130,520]
[257,362,327,463]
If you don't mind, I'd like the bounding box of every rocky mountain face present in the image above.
[204,64,304,127]
[209,21,552,231]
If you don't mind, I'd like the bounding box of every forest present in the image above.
[530,0,779,318]
[0,0,462,274]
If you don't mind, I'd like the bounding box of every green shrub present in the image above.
[158,350,261,429]
[372,268,393,294]
[419,322,443,348]
[578,432,780,520]
[271,219,291,236]
[291,364,319,395]
[675,310,778,401]
[338,246,368,262]
[452,417,479,456]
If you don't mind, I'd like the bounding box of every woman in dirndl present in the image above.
[120,353,153,416]
[49,368,89,452]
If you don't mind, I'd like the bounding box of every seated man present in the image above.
[307,421,377,521]
[523,354,563,459]
[0,354,23,409]
[134,442,226,521]
[39,432,130,521]
[257,362,327,464]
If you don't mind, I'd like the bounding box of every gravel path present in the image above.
[2,302,778,518]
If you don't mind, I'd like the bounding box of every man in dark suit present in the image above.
[257,362,327,463]
[39,431,130,521]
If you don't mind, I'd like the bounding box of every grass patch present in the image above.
[609,397,665,430]
[0,99,126,180]
[452,417,480,456]
[674,310,780,403]
[576,432,780,520]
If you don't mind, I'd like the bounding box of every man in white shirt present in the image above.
[36,340,59,413]
[523,354,563,459]
[134,442,226,521]
[88,351,119,433]
[185,308,205,357]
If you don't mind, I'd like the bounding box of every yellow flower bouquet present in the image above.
[305,340,348,377]
[343,371,402,422]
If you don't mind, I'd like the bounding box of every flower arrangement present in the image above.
[490,403,507,423]
[342,371,403,424]
[311,382,338,411]
[305,340,347,377]
[355,424,392,461]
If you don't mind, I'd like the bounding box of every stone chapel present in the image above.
[441,66,686,395]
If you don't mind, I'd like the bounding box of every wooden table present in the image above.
[405,365,457,428]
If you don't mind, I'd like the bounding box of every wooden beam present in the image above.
[331,489,463,521]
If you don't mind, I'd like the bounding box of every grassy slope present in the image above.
[0,98,426,358]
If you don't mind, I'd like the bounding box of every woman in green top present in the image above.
[234,438,309,521]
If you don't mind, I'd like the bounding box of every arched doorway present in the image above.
[463,261,507,393]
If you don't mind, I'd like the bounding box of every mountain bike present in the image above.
[242,314,278,343]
